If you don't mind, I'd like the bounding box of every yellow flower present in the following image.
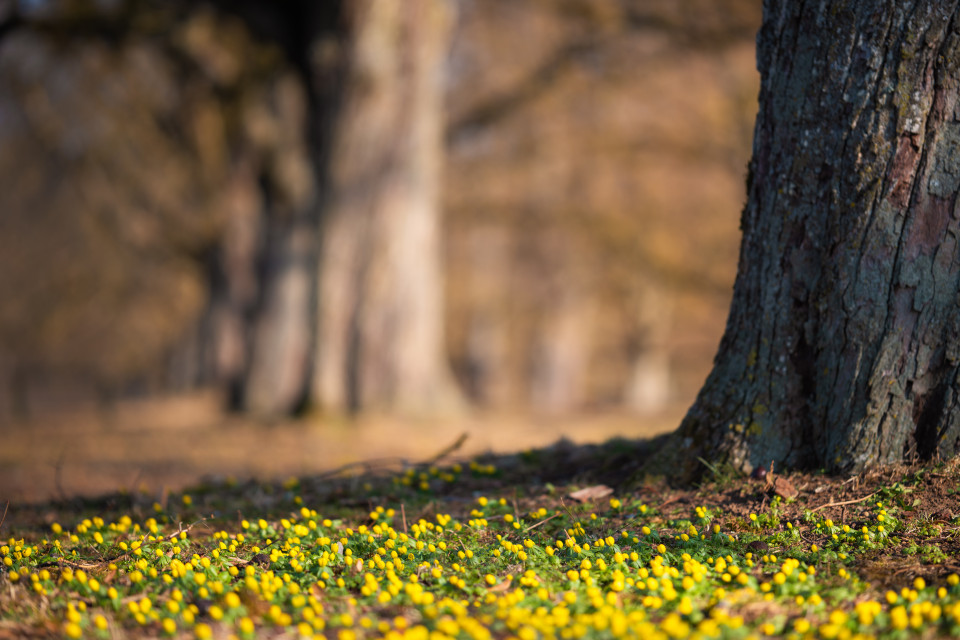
[239,618,255,635]
[890,606,908,630]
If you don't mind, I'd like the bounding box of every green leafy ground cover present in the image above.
[2,437,960,639]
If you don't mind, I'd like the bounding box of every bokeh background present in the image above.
[0,0,760,502]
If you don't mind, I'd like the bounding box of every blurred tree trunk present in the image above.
[0,0,461,419]
[307,1,460,415]
[238,76,318,416]
[241,218,315,415]
[659,1,960,479]
[624,287,672,414]
[208,0,461,417]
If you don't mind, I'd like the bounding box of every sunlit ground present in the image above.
[0,391,685,504]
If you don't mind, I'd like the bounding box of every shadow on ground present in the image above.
[0,390,684,507]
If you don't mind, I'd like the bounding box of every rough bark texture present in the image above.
[310,1,460,415]
[668,1,960,478]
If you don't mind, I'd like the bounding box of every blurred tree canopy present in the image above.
[0,0,760,421]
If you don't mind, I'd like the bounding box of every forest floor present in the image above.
[3,398,960,638]
[0,390,685,505]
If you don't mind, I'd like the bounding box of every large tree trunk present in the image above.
[240,74,318,417]
[242,218,315,415]
[664,1,960,480]
[310,1,460,415]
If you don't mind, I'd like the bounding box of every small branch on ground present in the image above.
[558,498,576,540]
[523,513,561,533]
[811,490,880,512]
[165,519,209,541]
[312,457,410,481]
[423,432,468,466]
[659,494,682,510]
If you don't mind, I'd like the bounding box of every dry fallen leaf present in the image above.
[772,476,799,500]
[487,576,514,592]
[568,485,614,503]
[764,463,799,500]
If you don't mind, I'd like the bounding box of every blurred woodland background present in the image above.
[0,0,760,498]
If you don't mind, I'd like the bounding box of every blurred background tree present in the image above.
[0,0,759,423]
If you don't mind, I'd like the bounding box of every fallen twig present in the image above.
[658,495,682,511]
[810,490,880,512]
[42,558,111,570]
[423,432,468,466]
[311,457,410,481]
[165,519,208,541]
[523,513,561,533]
[558,498,576,540]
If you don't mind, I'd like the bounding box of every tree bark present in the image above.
[310,0,461,415]
[242,219,314,415]
[239,74,317,417]
[664,1,960,479]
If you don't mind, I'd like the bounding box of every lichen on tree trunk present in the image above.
[661,1,960,479]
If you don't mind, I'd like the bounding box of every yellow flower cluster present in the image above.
[4,484,960,640]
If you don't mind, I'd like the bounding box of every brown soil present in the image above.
[0,390,684,506]
[660,464,960,587]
